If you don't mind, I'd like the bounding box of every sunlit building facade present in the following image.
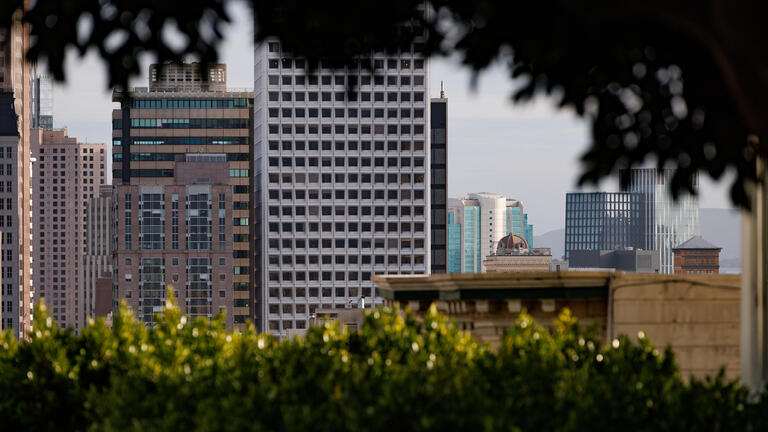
[619,168,700,274]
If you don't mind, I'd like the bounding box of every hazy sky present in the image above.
[50,2,735,234]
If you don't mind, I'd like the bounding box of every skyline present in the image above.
[47,2,735,234]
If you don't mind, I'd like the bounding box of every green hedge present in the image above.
[1,296,766,431]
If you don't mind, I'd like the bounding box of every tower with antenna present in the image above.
[430,81,448,273]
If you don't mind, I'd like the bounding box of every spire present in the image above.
[440,80,445,98]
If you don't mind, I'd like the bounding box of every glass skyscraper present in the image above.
[447,194,532,273]
[564,192,646,260]
[619,168,700,274]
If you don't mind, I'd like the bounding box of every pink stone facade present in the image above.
[31,128,106,331]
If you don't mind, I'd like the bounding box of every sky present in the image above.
[50,2,735,234]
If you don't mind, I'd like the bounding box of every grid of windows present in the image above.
[186,193,212,250]
[564,192,645,260]
[255,41,429,335]
[139,257,164,324]
[139,193,165,250]
[187,257,212,317]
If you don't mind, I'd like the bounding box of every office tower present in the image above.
[619,168,700,274]
[564,192,646,260]
[113,158,237,326]
[0,3,32,338]
[112,63,253,329]
[30,129,106,330]
[430,82,447,274]
[253,40,430,336]
[523,213,534,248]
[446,193,530,273]
[82,185,114,325]
[30,67,53,129]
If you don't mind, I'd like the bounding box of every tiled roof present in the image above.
[674,235,721,250]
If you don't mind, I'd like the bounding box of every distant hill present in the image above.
[534,228,565,260]
[700,208,740,261]
[532,208,740,265]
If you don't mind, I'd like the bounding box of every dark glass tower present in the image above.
[430,82,447,274]
[564,192,647,260]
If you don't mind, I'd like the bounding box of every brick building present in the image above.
[113,158,238,327]
[672,235,721,275]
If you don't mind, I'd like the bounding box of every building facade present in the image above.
[569,249,660,273]
[113,159,237,326]
[620,168,700,274]
[429,82,447,274]
[112,63,253,329]
[672,235,721,275]
[31,128,106,330]
[447,193,533,273]
[0,3,32,338]
[30,66,53,129]
[483,233,552,272]
[253,40,431,336]
[82,185,114,324]
[564,192,646,261]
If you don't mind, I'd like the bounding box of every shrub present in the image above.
[1,298,766,431]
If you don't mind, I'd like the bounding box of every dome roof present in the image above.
[497,234,528,254]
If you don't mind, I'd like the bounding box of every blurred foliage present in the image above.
[1,1,766,206]
[1,298,767,431]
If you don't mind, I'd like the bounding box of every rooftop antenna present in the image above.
[440,80,445,98]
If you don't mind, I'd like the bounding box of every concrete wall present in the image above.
[610,273,740,378]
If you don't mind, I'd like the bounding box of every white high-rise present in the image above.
[447,193,527,273]
[619,168,700,274]
[253,41,430,336]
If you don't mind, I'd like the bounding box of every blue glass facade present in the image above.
[524,214,534,248]
[564,192,646,260]
[463,206,482,273]
[446,212,462,273]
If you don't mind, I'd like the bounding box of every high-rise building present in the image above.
[0,3,32,338]
[564,192,646,260]
[430,82,447,274]
[113,158,238,326]
[82,185,114,325]
[253,40,430,335]
[446,193,531,273]
[30,66,53,130]
[619,168,700,274]
[30,128,106,331]
[111,63,253,329]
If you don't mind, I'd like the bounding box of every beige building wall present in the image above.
[31,128,106,331]
[82,185,113,326]
[375,271,741,379]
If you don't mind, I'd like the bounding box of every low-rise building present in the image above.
[673,236,721,275]
[569,249,660,273]
[483,233,552,272]
[374,271,740,378]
